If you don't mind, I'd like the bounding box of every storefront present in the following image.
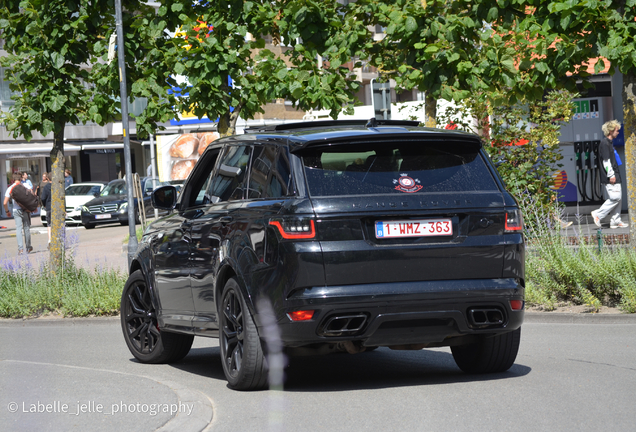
[1,142,81,217]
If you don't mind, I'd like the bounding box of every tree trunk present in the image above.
[49,125,66,270]
[424,93,437,128]
[217,112,233,137]
[624,71,636,248]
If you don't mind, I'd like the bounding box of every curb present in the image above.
[524,311,636,324]
[0,316,120,326]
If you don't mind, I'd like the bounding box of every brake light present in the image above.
[287,310,315,321]
[269,219,316,239]
[505,210,523,232]
[510,300,524,311]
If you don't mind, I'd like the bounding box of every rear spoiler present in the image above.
[244,119,421,134]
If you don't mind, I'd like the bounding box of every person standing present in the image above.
[3,173,33,254]
[64,168,73,188]
[34,172,49,197]
[39,172,53,246]
[591,120,629,229]
[21,171,33,191]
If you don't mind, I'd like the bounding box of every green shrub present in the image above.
[521,195,636,313]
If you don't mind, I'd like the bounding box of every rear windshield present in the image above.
[300,141,499,197]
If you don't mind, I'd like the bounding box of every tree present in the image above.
[0,0,114,269]
[350,0,531,127]
[0,0,179,268]
[438,88,576,221]
[154,0,367,136]
[505,0,636,245]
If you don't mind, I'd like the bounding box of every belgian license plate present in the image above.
[375,219,453,238]
[95,214,111,220]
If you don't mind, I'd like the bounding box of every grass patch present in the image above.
[521,195,636,313]
[0,253,126,318]
[122,225,145,243]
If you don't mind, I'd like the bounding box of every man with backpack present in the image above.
[3,172,34,254]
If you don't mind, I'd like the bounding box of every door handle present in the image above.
[220,215,233,224]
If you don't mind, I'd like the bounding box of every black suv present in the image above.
[120,120,525,390]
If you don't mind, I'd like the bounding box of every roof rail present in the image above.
[244,119,421,133]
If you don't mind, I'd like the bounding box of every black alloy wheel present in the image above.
[120,270,193,363]
[219,278,268,390]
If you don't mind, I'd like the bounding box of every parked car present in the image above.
[80,177,167,229]
[41,181,107,227]
[120,119,525,390]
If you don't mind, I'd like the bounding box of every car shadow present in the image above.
[168,346,531,392]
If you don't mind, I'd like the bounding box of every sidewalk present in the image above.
[0,214,129,272]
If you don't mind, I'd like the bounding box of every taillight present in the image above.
[505,210,523,232]
[269,218,316,239]
[287,310,315,321]
[510,300,524,311]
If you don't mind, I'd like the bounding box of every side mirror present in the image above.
[152,185,178,210]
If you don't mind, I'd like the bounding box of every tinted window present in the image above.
[247,145,274,199]
[246,145,293,199]
[208,145,251,202]
[300,141,498,196]
[269,148,292,198]
[187,149,220,207]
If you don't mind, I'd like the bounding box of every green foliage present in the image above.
[108,0,369,136]
[0,0,109,138]
[438,89,576,212]
[0,256,125,318]
[521,196,636,313]
[350,0,534,114]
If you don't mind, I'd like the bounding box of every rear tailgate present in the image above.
[297,137,510,287]
[312,192,507,286]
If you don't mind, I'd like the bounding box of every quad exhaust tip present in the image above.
[320,314,368,336]
[468,308,505,328]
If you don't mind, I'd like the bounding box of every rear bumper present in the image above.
[271,278,524,348]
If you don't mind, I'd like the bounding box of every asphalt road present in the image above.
[1,319,635,432]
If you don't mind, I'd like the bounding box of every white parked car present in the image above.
[41,181,108,227]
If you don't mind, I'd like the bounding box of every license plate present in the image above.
[375,219,453,238]
[95,214,112,220]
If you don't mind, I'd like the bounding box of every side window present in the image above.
[186,149,220,207]
[268,148,292,198]
[208,145,251,202]
[247,145,275,199]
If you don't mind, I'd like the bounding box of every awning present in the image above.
[81,143,124,150]
[0,142,82,158]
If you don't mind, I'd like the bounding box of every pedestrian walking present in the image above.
[591,120,628,229]
[3,173,33,254]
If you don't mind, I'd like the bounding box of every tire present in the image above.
[120,220,128,226]
[84,223,95,229]
[451,327,521,374]
[219,278,268,390]
[121,270,194,363]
